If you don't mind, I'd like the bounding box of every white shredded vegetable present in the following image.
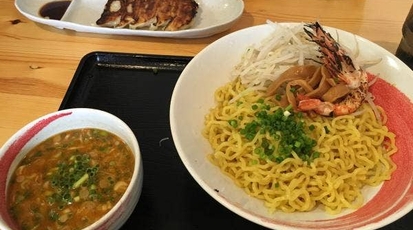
[365,92,382,123]
[231,21,320,89]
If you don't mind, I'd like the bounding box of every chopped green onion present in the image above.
[72,173,89,189]
[249,160,258,165]
[228,119,238,128]
[240,102,317,163]
[99,130,108,137]
[49,210,59,221]
[285,104,293,111]
[48,153,99,207]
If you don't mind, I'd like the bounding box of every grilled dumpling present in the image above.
[96,0,199,31]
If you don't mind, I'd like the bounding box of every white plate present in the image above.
[170,22,413,229]
[15,0,244,38]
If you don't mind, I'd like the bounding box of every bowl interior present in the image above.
[0,108,142,229]
[170,23,413,229]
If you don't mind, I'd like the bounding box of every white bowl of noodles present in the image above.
[170,22,413,229]
[0,108,143,230]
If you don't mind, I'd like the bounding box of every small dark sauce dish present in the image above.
[39,0,72,20]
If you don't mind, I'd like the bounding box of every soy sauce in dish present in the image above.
[39,0,72,20]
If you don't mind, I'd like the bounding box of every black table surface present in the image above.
[59,51,412,230]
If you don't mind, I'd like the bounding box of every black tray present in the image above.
[60,52,412,230]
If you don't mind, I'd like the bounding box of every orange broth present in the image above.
[7,128,135,230]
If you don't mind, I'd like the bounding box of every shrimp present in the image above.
[298,22,368,116]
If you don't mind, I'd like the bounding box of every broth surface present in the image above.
[7,128,135,230]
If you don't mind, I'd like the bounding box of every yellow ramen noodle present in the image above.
[203,78,397,214]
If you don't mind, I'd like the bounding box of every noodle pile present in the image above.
[203,78,397,214]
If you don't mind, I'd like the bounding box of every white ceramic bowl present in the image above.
[170,23,413,229]
[0,108,143,230]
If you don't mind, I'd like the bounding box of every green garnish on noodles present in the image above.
[239,102,319,163]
